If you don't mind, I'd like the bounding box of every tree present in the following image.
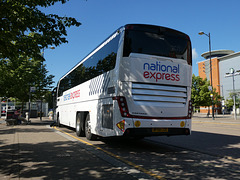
[225,93,240,110]
[0,0,81,60]
[0,55,54,103]
[0,0,79,107]
[191,74,221,108]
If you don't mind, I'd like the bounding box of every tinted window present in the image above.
[123,25,191,61]
[58,33,120,97]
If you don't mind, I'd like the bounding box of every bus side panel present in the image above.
[56,69,119,136]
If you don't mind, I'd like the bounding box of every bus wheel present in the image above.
[76,113,84,137]
[85,114,97,140]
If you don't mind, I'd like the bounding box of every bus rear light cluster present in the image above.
[188,100,192,118]
[112,96,130,117]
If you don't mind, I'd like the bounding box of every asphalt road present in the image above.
[0,115,240,179]
[146,117,240,160]
[53,114,240,179]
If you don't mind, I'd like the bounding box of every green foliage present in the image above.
[225,95,240,109]
[225,99,234,109]
[0,0,80,104]
[191,74,221,107]
[0,56,54,103]
[0,0,81,60]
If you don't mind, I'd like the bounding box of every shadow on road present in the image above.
[0,124,134,180]
[0,122,239,180]
[99,131,240,179]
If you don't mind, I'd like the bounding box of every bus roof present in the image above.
[58,24,190,82]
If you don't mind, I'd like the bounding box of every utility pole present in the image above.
[199,31,214,120]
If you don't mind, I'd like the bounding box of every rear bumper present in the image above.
[123,127,191,137]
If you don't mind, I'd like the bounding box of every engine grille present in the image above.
[132,83,187,108]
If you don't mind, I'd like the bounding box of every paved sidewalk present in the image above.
[0,117,135,180]
[192,113,240,124]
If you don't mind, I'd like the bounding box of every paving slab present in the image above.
[0,118,136,180]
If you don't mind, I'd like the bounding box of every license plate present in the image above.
[152,128,168,132]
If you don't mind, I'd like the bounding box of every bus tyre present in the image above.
[57,114,61,127]
[85,114,97,140]
[76,113,84,137]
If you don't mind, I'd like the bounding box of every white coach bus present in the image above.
[56,24,192,140]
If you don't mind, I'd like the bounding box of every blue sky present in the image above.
[41,0,240,86]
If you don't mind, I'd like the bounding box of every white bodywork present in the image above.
[56,27,192,137]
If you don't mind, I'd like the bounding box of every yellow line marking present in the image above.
[53,126,165,180]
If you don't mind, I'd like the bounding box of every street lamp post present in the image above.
[199,31,214,120]
[40,46,55,121]
[226,68,237,120]
[217,85,224,98]
[217,84,225,115]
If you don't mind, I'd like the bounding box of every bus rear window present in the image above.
[123,26,191,62]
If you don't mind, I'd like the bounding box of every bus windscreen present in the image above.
[123,25,191,62]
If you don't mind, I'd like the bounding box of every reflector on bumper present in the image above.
[116,120,125,132]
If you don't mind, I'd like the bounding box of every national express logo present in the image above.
[143,62,180,82]
[64,89,80,101]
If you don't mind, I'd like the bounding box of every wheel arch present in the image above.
[76,111,89,131]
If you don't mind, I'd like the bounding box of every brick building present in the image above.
[197,50,240,113]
